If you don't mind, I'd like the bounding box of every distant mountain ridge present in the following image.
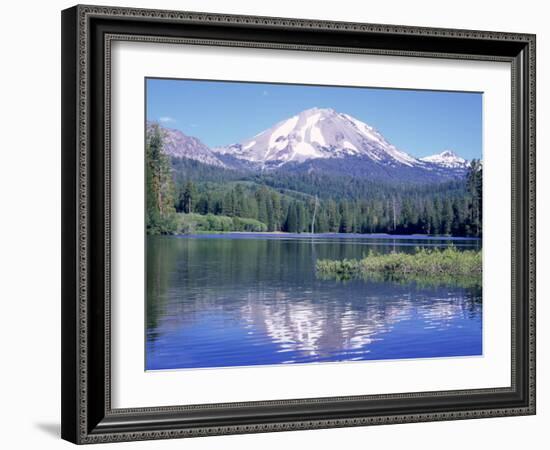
[148,109,474,183]
[147,122,226,168]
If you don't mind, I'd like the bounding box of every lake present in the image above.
[146,234,482,370]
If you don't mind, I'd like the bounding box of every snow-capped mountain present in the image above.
[149,110,474,183]
[214,107,419,169]
[148,122,226,168]
[421,150,469,170]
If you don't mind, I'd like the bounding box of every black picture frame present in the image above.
[61,4,536,444]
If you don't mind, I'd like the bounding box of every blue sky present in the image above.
[146,78,482,160]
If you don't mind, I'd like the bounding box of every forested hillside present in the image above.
[146,124,482,237]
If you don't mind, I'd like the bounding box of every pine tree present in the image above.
[339,201,352,233]
[441,198,453,235]
[233,184,244,217]
[182,181,197,214]
[256,186,269,225]
[296,202,307,233]
[467,159,483,237]
[222,191,234,216]
[270,192,282,231]
[285,203,298,232]
[327,199,340,232]
[146,124,176,234]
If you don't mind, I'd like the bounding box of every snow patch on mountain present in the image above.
[310,123,326,146]
[342,140,358,152]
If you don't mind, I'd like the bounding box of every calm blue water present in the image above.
[146,234,482,370]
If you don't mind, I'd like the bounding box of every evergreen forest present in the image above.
[146,124,482,237]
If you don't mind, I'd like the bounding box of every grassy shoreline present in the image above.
[316,247,482,286]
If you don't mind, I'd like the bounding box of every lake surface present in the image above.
[146,234,482,370]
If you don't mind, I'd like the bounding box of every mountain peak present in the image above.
[299,107,336,116]
[420,150,468,169]
[213,108,419,168]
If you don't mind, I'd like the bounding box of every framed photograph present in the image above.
[61,4,536,444]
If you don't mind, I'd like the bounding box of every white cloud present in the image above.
[159,116,175,123]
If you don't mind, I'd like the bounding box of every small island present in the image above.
[316,246,481,287]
